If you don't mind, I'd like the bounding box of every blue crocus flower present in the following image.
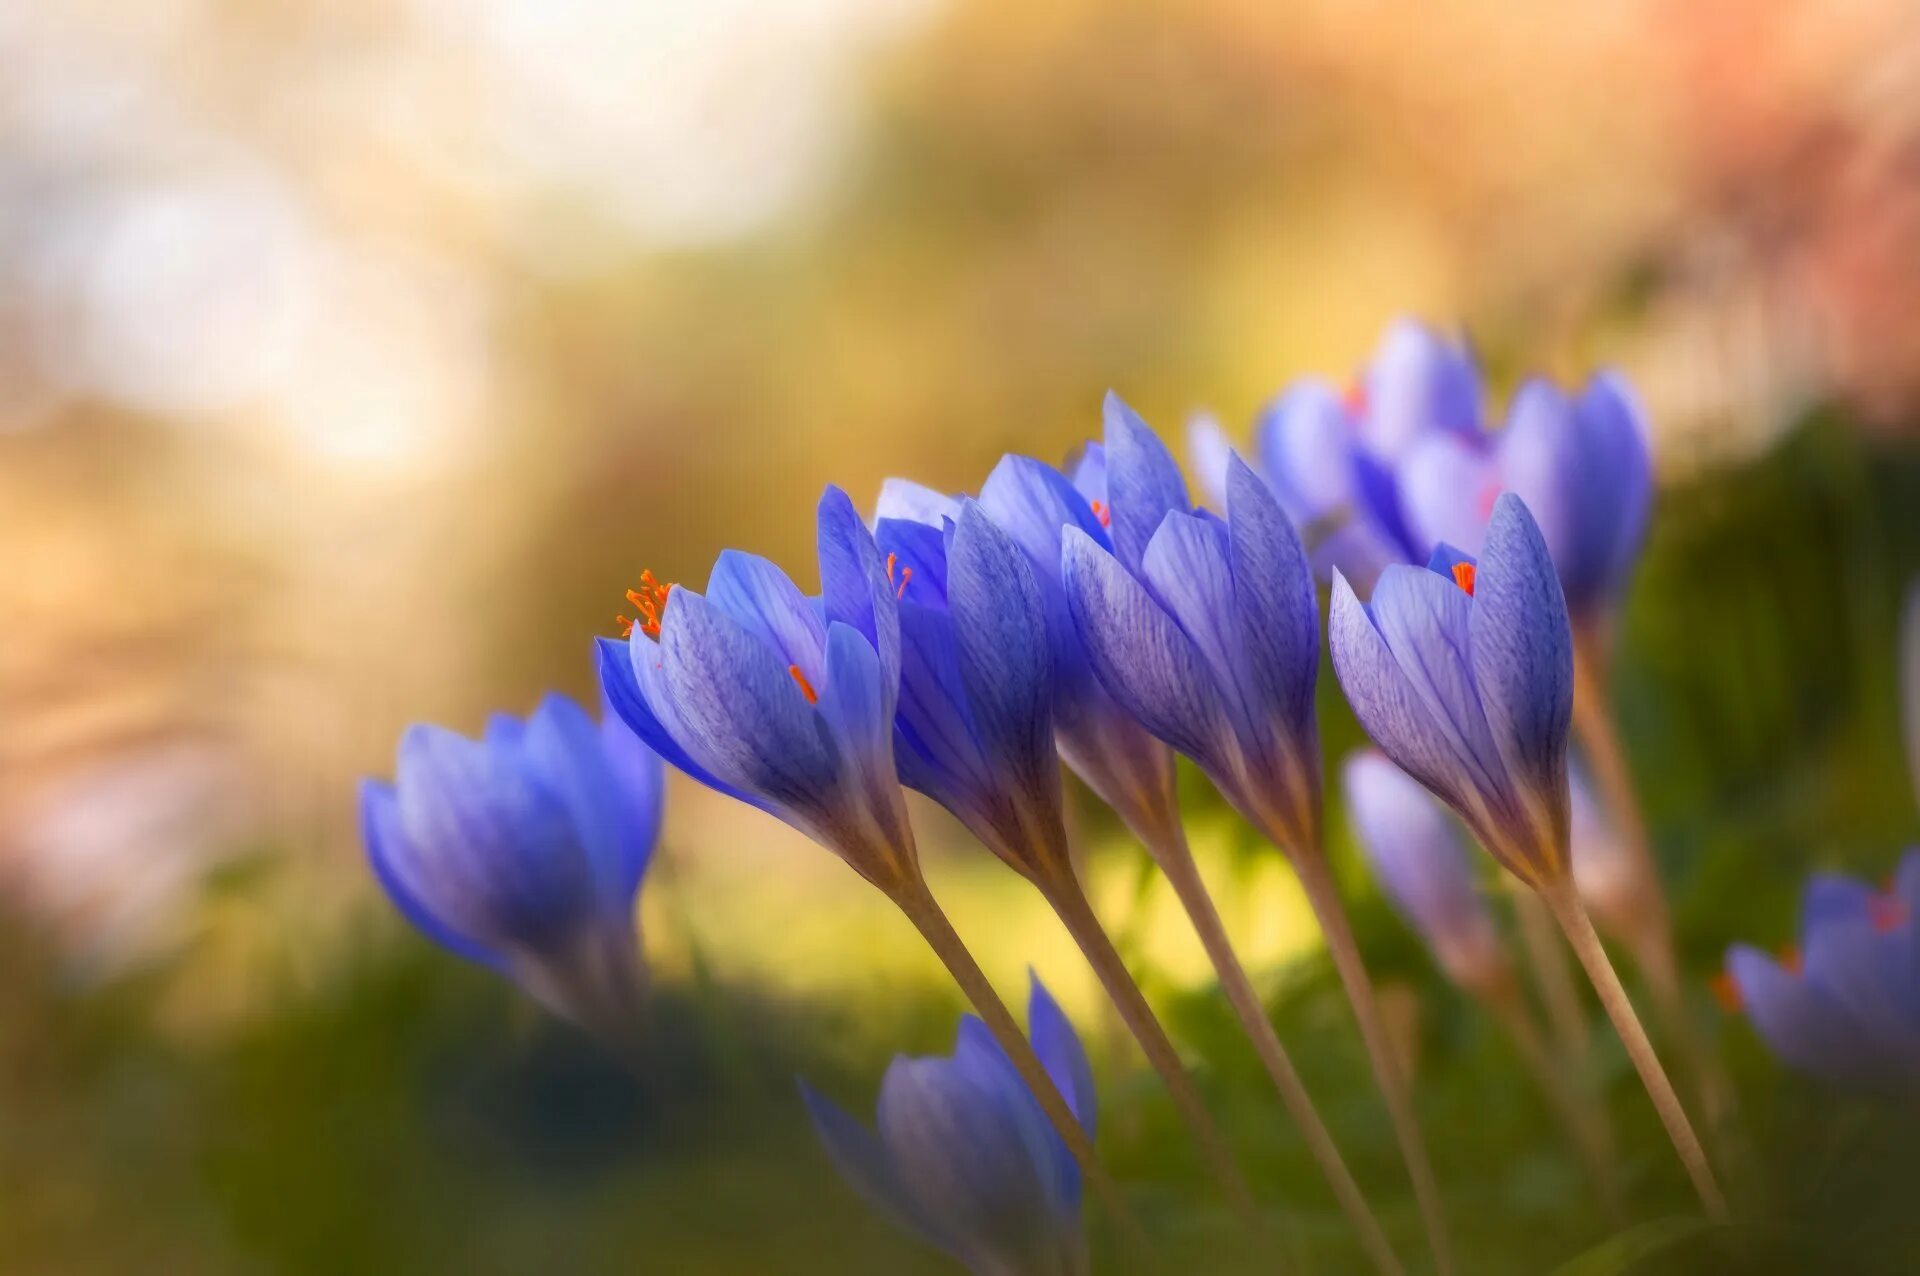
[874,496,1070,879]
[1399,373,1652,625]
[595,486,918,894]
[1727,852,1920,1090]
[1059,393,1323,850]
[1344,749,1506,996]
[1328,493,1574,887]
[360,693,663,1036]
[801,976,1095,1276]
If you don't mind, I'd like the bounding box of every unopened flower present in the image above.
[1726,853,1920,1090]
[1061,393,1323,849]
[1344,750,1506,996]
[360,693,662,1037]
[1329,494,1574,886]
[801,976,1095,1276]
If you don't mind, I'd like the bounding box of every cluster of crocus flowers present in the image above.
[801,977,1096,1276]
[360,694,662,1046]
[1329,496,1726,1219]
[1724,853,1920,1090]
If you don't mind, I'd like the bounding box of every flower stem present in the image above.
[1538,876,1729,1220]
[1482,983,1624,1223]
[1572,629,1733,1131]
[890,876,1149,1250]
[1039,871,1268,1238]
[1509,886,1589,1066]
[1144,829,1407,1276]
[1291,844,1456,1276]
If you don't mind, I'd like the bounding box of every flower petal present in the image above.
[1368,563,1509,801]
[813,620,915,875]
[799,1081,955,1255]
[1469,493,1574,851]
[874,516,951,604]
[656,588,838,811]
[1101,392,1191,573]
[1185,411,1234,510]
[1061,526,1232,772]
[1028,973,1096,1141]
[1328,573,1480,842]
[950,502,1059,810]
[521,694,656,914]
[598,636,764,810]
[875,477,961,528]
[1360,317,1481,458]
[361,778,507,970]
[1729,945,1880,1086]
[706,550,828,684]
[1226,452,1320,745]
[818,484,901,695]
[1399,430,1492,563]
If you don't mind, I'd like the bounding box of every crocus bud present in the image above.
[1345,750,1507,996]
[802,976,1095,1275]
[360,693,662,1037]
[1329,493,1575,886]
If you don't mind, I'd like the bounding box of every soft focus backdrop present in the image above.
[4,1,1920,1272]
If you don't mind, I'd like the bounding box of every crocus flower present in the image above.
[875,498,1070,881]
[1188,320,1476,587]
[1344,750,1506,996]
[801,976,1095,1276]
[1329,494,1574,887]
[596,486,917,895]
[950,451,1189,851]
[1398,373,1652,625]
[1060,393,1323,850]
[360,693,662,1036]
[1726,852,1920,1090]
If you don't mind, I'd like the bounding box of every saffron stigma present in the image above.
[885,553,912,599]
[788,664,818,704]
[1451,562,1477,596]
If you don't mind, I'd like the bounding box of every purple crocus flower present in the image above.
[1188,320,1476,587]
[1328,493,1575,886]
[1344,750,1506,995]
[595,486,918,893]
[360,693,663,1035]
[1060,393,1323,849]
[1726,852,1920,1090]
[1398,374,1652,624]
[801,976,1095,1276]
[873,497,1071,879]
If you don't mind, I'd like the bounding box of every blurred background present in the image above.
[4,0,1920,1271]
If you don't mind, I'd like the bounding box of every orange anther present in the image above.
[618,570,675,641]
[788,664,818,704]
[1090,500,1112,529]
[885,553,914,599]
[1710,970,1741,1014]
[1451,562,1477,596]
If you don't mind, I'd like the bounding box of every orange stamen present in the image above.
[1710,970,1741,1014]
[885,553,913,600]
[1090,499,1112,529]
[788,664,818,704]
[617,570,675,641]
[1451,562,1477,596]
[1870,896,1909,933]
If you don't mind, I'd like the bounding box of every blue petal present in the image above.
[361,779,507,970]
[814,621,915,871]
[1360,317,1482,459]
[656,588,838,811]
[1804,921,1920,1067]
[1101,392,1191,573]
[1399,430,1493,564]
[978,454,1110,579]
[1469,493,1574,850]
[1328,573,1479,841]
[1576,373,1653,601]
[799,1080,955,1256]
[1226,453,1321,744]
[706,550,828,684]
[598,698,666,875]
[521,694,653,915]
[1256,379,1354,519]
[949,503,1059,810]
[875,477,961,528]
[597,636,764,810]
[893,599,994,811]
[1028,974,1096,1141]
[394,724,594,946]
[1185,412,1234,510]
[1368,563,1509,801]
[1729,945,1880,1086]
[1061,526,1233,772]
[1068,440,1107,506]
[1803,874,1876,934]
[818,485,901,696]
[874,517,951,604]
